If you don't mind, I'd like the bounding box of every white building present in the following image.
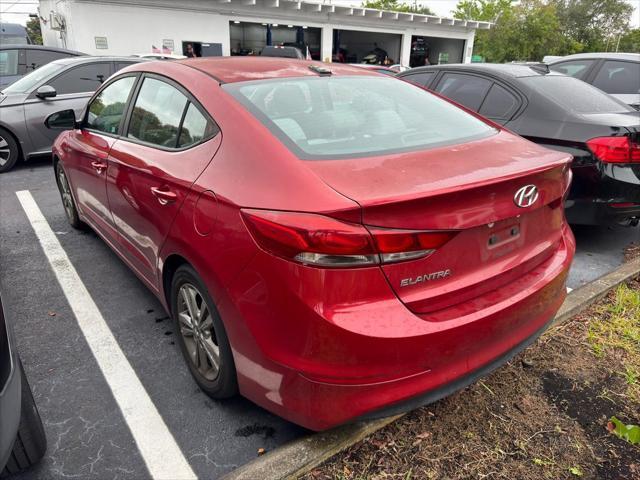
[38,0,490,67]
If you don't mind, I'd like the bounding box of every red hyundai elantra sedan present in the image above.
[48,58,575,430]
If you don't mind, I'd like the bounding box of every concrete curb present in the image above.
[222,257,640,480]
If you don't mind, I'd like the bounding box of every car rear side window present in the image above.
[592,61,640,95]
[549,60,595,80]
[224,76,495,159]
[127,77,188,148]
[86,76,136,135]
[434,73,492,111]
[50,62,112,94]
[401,71,435,87]
[479,83,519,120]
[0,49,19,76]
[178,103,217,148]
[522,75,632,114]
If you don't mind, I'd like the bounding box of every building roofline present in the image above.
[77,0,493,29]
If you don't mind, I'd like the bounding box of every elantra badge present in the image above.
[400,269,451,287]
[514,185,539,208]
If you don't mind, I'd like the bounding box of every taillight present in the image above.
[587,136,640,163]
[241,209,456,268]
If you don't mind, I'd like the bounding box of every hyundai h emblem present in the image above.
[514,185,539,208]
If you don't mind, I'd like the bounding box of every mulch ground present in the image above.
[304,248,640,480]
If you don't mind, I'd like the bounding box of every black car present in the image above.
[0,45,85,88]
[0,294,46,475]
[398,64,640,226]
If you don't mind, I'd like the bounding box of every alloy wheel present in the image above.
[177,283,220,381]
[57,167,75,221]
[0,135,10,167]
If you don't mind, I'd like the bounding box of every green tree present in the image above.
[617,28,640,53]
[452,0,514,21]
[361,0,434,15]
[26,17,43,45]
[552,0,633,52]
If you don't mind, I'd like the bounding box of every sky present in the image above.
[1,0,639,28]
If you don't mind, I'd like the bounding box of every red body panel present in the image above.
[52,58,576,430]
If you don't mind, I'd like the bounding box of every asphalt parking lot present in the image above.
[1,158,638,480]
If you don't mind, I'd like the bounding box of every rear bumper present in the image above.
[226,224,575,430]
[567,163,640,226]
[565,199,640,226]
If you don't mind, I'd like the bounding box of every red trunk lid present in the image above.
[306,131,572,314]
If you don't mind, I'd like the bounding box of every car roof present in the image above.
[0,44,85,55]
[548,52,640,63]
[402,63,565,79]
[49,56,148,67]
[174,57,378,83]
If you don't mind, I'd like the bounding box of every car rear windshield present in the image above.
[223,76,496,159]
[2,61,65,93]
[521,75,634,114]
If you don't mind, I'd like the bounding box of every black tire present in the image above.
[1,361,46,476]
[171,264,238,399]
[55,162,84,229]
[0,128,20,174]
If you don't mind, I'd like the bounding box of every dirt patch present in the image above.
[625,242,640,262]
[304,280,640,480]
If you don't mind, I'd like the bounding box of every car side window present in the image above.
[85,76,137,135]
[178,103,218,148]
[548,60,595,80]
[479,83,519,121]
[592,61,640,95]
[127,77,189,148]
[25,50,66,72]
[50,63,112,95]
[402,72,436,87]
[0,49,19,76]
[434,73,492,111]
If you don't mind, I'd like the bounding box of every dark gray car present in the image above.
[397,64,640,227]
[0,293,46,475]
[0,45,85,88]
[0,56,144,173]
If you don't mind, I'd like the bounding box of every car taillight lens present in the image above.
[241,209,456,268]
[587,136,640,163]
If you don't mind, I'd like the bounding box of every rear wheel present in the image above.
[171,265,238,398]
[1,360,47,476]
[55,162,84,229]
[0,128,20,174]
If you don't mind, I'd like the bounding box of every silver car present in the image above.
[0,56,143,173]
[547,52,640,109]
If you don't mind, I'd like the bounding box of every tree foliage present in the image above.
[453,0,635,62]
[361,0,434,15]
[26,17,43,45]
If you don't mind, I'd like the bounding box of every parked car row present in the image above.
[0,50,637,476]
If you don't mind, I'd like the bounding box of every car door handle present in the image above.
[91,161,107,173]
[150,186,177,205]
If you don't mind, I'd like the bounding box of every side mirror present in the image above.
[45,109,79,130]
[35,85,57,99]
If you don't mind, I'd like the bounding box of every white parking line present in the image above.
[16,191,197,480]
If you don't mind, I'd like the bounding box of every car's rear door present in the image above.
[64,73,139,241]
[106,74,220,288]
